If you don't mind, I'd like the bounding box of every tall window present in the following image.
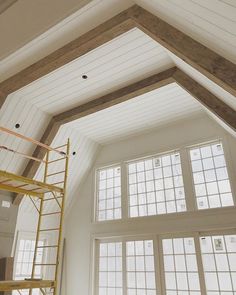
[189,141,234,209]
[126,240,156,295]
[14,237,44,295]
[200,233,236,294]
[96,166,121,221]
[127,152,186,217]
[162,237,201,294]
[98,242,123,295]
[96,231,236,295]
[97,239,157,295]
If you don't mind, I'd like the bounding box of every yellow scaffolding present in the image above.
[0,127,70,295]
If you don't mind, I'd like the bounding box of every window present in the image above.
[14,238,44,295]
[97,239,157,295]
[189,141,234,209]
[200,234,236,294]
[162,237,201,294]
[128,152,186,217]
[98,242,123,295]
[126,240,156,295]
[96,231,236,295]
[96,166,121,221]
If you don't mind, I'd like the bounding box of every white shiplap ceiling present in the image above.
[67,83,203,144]
[136,0,236,63]
[14,28,173,115]
[0,0,235,214]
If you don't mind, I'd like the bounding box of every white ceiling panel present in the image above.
[136,0,236,63]
[13,28,173,115]
[0,94,50,174]
[67,82,204,144]
[20,124,99,213]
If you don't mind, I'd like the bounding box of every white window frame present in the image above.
[94,163,123,222]
[13,231,48,281]
[93,137,236,223]
[93,228,236,295]
[126,149,187,218]
[187,138,236,210]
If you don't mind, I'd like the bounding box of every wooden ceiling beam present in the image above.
[1,4,235,109]
[0,7,136,107]
[173,69,236,131]
[129,5,236,97]
[13,67,175,204]
[13,66,236,205]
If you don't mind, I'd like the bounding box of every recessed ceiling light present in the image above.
[15,123,20,129]
[82,74,88,80]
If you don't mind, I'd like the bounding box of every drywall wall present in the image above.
[63,114,236,295]
[0,0,93,59]
[0,192,18,258]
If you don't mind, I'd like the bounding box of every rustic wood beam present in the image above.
[13,67,176,204]
[13,66,236,205]
[173,69,236,131]
[55,67,176,124]
[1,4,235,109]
[0,7,136,107]
[130,5,236,96]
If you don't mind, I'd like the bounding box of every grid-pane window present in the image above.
[14,238,44,295]
[128,152,186,217]
[162,237,201,294]
[126,240,157,295]
[189,142,234,209]
[200,234,236,294]
[98,242,123,295]
[97,166,121,221]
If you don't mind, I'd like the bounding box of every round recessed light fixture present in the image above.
[82,74,88,80]
[72,151,76,156]
[15,123,20,129]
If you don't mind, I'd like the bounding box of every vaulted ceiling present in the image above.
[0,0,235,212]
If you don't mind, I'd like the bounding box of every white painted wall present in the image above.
[0,192,18,258]
[63,114,236,295]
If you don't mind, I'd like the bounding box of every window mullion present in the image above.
[154,235,166,295]
[121,162,128,219]
[180,148,196,211]
[94,240,100,295]
[193,233,207,295]
[122,240,127,295]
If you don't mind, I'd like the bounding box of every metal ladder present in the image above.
[29,139,70,295]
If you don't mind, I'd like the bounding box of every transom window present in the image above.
[127,152,186,217]
[96,166,121,221]
[189,141,234,210]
